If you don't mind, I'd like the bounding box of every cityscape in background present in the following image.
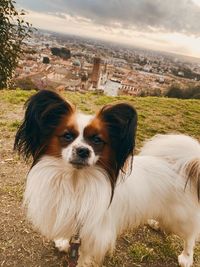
[14,30,200,97]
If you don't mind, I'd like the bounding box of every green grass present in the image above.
[0,89,35,104]
[0,183,24,201]
[0,120,21,132]
[128,230,180,263]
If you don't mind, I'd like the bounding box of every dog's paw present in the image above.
[77,258,93,267]
[178,253,193,267]
[147,219,160,231]
[77,263,99,267]
[77,255,99,267]
[54,238,70,252]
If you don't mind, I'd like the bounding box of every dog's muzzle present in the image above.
[70,147,91,168]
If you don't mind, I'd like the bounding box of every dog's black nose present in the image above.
[76,147,90,159]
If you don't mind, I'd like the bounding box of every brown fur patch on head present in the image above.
[14,90,75,164]
[84,116,114,165]
[98,102,137,175]
[45,113,79,157]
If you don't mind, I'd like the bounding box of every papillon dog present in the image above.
[14,90,200,267]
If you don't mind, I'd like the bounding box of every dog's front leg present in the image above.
[54,238,70,252]
[55,239,100,266]
[77,252,101,267]
[178,236,195,267]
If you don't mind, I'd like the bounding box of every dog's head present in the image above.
[14,90,137,198]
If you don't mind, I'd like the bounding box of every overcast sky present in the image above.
[17,0,200,58]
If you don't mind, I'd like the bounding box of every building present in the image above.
[119,82,140,96]
[91,57,101,88]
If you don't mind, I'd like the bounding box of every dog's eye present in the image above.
[92,135,104,145]
[62,132,74,142]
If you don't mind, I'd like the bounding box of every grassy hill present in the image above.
[0,89,200,267]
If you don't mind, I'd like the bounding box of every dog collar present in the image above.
[67,233,81,267]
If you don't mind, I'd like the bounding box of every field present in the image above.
[0,89,200,267]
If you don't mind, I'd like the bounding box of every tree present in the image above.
[43,56,50,64]
[0,0,32,89]
[51,47,60,56]
[165,84,183,98]
[51,47,71,60]
[165,84,200,99]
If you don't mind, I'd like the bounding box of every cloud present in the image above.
[18,0,200,36]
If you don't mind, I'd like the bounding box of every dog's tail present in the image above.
[140,134,200,199]
[139,134,200,161]
[184,158,200,200]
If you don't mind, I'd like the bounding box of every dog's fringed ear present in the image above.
[99,103,137,174]
[14,90,74,161]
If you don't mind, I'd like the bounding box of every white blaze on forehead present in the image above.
[61,112,99,166]
[76,113,94,136]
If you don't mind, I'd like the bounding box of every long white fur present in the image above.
[140,134,200,170]
[141,134,200,267]
[24,130,200,266]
